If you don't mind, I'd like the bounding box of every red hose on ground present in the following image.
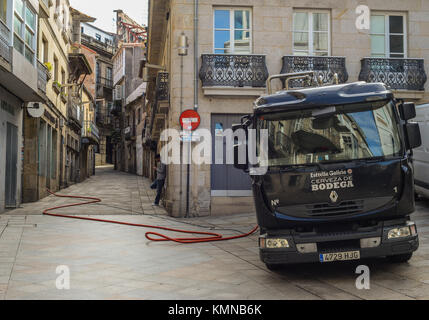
[43,190,259,244]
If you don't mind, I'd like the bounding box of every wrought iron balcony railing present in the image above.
[81,34,116,55]
[125,126,136,140]
[359,58,427,91]
[67,103,83,127]
[0,21,11,64]
[82,120,100,142]
[281,55,348,88]
[37,60,49,94]
[199,54,269,87]
[97,76,113,89]
[156,72,169,101]
[110,101,122,116]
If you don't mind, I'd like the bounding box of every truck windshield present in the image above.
[258,101,403,167]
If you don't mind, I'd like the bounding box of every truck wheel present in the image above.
[265,263,283,271]
[387,253,413,263]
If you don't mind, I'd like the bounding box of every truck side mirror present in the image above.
[399,102,416,121]
[405,122,422,150]
[232,124,249,171]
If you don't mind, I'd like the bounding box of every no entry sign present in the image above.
[180,110,201,131]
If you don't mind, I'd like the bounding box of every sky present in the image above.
[70,0,149,33]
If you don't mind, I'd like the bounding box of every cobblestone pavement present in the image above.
[1,166,429,300]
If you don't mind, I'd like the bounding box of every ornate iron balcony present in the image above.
[82,120,100,144]
[0,21,11,64]
[359,58,427,91]
[97,77,113,89]
[200,54,269,87]
[37,60,49,94]
[281,55,348,88]
[67,102,83,129]
[81,34,116,56]
[156,72,169,101]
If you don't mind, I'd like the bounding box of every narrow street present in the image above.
[0,167,428,300]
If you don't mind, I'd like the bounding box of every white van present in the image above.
[414,103,429,198]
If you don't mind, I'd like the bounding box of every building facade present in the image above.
[22,0,73,203]
[144,0,429,218]
[81,22,115,167]
[0,0,45,212]
[111,43,146,174]
[0,0,100,213]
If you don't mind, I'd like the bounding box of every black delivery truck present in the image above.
[233,72,422,269]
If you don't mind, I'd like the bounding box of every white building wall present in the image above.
[81,22,114,44]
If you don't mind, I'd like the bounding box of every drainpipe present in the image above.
[186,0,199,218]
[194,0,199,112]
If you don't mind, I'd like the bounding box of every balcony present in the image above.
[124,126,136,141]
[359,58,427,93]
[199,54,269,96]
[67,103,83,130]
[155,72,169,114]
[82,121,100,145]
[156,72,169,101]
[96,77,113,98]
[97,77,113,89]
[281,55,348,88]
[37,60,49,95]
[110,101,122,116]
[96,109,105,125]
[0,21,11,66]
[81,34,116,56]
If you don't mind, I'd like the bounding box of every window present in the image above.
[293,11,330,56]
[41,36,48,63]
[61,67,65,85]
[214,8,252,54]
[53,55,58,82]
[371,13,406,58]
[95,33,101,41]
[13,0,37,64]
[0,0,7,24]
[106,67,112,81]
[96,61,100,79]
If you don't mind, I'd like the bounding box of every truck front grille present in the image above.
[307,200,365,217]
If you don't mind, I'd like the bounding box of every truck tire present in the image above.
[387,253,413,263]
[265,263,283,271]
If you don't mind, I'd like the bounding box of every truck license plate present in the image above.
[319,251,360,263]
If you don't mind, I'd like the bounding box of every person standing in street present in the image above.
[152,154,166,206]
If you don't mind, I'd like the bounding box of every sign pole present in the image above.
[179,110,200,218]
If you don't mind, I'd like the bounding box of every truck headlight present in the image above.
[388,227,411,239]
[266,239,290,249]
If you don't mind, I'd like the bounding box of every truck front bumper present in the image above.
[260,221,419,265]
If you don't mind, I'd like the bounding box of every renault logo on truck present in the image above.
[330,191,339,203]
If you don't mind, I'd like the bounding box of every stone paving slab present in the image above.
[1,167,429,300]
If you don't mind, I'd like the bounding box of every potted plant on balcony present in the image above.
[60,91,68,104]
[44,62,53,80]
[52,81,62,95]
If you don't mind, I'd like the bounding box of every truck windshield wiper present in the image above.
[355,156,388,163]
[268,163,325,173]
